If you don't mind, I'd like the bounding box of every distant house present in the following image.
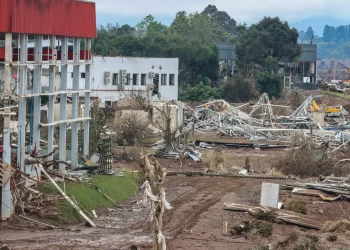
[216,42,236,76]
[283,44,318,89]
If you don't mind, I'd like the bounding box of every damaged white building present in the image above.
[65,56,180,106]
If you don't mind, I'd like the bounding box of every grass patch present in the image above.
[323,91,350,100]
[40,173,139,223]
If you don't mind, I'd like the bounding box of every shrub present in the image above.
[223,77,258,102]
[179,82,223,102]
[257,72,283,98]
[274,136,335,177]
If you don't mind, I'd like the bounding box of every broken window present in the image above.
[141,74,147,85]
[105,101,112,107]
[133,74,138,86]
[169,74,175,86]
[112,73,118,85]
[161,74,167,85]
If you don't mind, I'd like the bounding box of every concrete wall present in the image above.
[114,110,149,125]
[152,104,184,130]
[42,103,84,121]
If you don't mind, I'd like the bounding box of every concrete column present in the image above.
[47,36,56,161]
[33,35,43,150]
[2,33,13,221]
[2,130,13,220]
[84,39,91,157]
[18,34,28,172]
[71,38,80,168]
[59,37,68,173]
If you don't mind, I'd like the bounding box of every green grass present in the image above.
[323,91,350,100]
[40,173,139,223]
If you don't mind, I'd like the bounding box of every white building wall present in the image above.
[65,56,179,104]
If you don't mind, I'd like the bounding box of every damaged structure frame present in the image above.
[1,0,96,221]
[2,34,92,221]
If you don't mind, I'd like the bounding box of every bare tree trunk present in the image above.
[140,156,170,250]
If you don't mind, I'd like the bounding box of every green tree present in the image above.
[236,17,301,70]
[305,27,315,44]
[202,4,236,40]
[257,72,283,98]
[136,15,167,36]
[264,56,279,74]
[169,11,219,44]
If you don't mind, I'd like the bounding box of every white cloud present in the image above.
[94,0,350,23]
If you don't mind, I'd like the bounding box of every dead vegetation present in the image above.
[252,209,278,223]
[114,112,151,146]
[284,198,307,215]
[153,104,179,151]
[322,220,350,234]
[203,148,225,172]
[289,235,323,250]
[275,135,335,177]
[230,220,273,238]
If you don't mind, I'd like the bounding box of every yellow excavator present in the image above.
[307,98,345,117]
[307,100,320,112]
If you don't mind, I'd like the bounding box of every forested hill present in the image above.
[299,25,350,60]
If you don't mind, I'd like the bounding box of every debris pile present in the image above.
[188,93,350,150]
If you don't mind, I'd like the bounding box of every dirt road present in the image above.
[1,175,350,249]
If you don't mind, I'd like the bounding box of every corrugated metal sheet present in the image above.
[0,0,96,38]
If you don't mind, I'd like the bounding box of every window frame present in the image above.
[169,74,175,86]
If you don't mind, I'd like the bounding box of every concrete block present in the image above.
[260,182,280,208]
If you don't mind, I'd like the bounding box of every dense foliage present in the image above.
[235,17,301,70]
[93,13,220,87]
[257,72,283,99]
[93,8,303,102]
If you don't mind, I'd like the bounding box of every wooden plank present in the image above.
[224,203,323,230]
[39,164,96,227]
[260,183,280,208]
[292,188,329,197]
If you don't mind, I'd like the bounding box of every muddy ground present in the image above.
[1,149,350,250]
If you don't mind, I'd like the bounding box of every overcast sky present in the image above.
[94,0,350,34]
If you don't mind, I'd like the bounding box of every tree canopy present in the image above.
[235,17,301,69]
[92,9,306,101]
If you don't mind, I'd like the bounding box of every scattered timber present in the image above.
[167,171,293,179]
[224,203,323,230]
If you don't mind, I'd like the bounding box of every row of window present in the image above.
[68,72,176,86]
[112,73,175,86]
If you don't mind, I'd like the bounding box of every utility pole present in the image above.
[333,51,337,80]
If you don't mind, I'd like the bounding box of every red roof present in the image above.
[0,0,96,38]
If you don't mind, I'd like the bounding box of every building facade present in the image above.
[283,44,318,89]
[63,56,179,106]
